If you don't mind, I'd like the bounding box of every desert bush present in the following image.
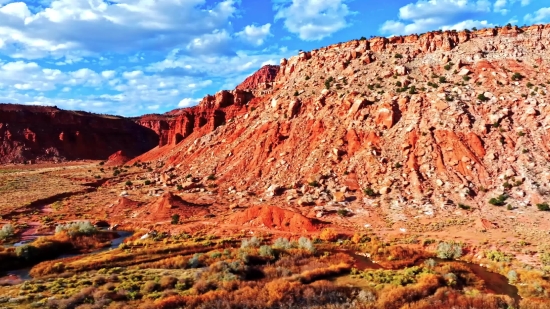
[241,237,261,249]
[298,237,316,253]
[364,187,378,197]
[484,250,512,262]
[512,72,524,81]
[272,238,292,250]
[141,281,159,294]
[55,221,96,236]
[0,223,14,240]
[477,93,489,101]
[488,194,508,206]
[188,253,202,268]
[259,245,274,258]
[537,203,550,211]
[436,242,462,259]
[159,276,178,290]
[507,270,518,283]
[171,214,180,225]
[351,233,371,244]
[320,228,338,242]
[540,252,550,266]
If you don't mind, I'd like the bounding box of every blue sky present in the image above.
[0,0,548,116]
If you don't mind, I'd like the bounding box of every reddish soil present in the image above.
[226,205,318,233]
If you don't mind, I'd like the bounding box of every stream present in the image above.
[344,251,520,303]
[0,231,134,283]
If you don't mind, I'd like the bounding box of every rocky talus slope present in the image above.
[137,25,550,235]
[0,104,158,163]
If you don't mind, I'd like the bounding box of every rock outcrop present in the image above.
[236,65,279,95]
[135,90,254,148]
[0,104,158,163]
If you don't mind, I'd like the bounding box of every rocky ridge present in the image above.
[0,104,158,164]
[131,24,550,234]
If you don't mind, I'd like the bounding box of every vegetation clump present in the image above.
[489,194,508,206]
[537,202,550,211]
[0,223,14,241]
[436,241,462,259]
[55,221,97,236]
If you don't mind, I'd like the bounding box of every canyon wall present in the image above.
[131,24,550,218]
[0,104,158,163]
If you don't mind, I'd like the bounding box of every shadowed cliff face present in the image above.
[135,90,255,147]
[0,104,159,163]
[130,24,550,219]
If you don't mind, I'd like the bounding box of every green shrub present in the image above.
[125,180,133,186]
[207,174,216,181]
[436,241,463,259]
[298,237,316,253]
[55,221,96,236]
[489,194,508,206]
[324,77,334,89]
[444,64,451,70]
[439,76,447,83]
[259,245,274,258]
[511,72,523,81]
[241,236,260,249]
[458,204,471,210]
[293,90,299,96]
[272,237,292,250]
[477,93,488,101]
[171,214,180,225]
[507,270,518,283]
[364,187,378,197]
[537,203,550,211]
[144,180,151,185]
[337,209,349,217]
[485,250,512,262]
[462,75,471,81]
[0,223,14,240]
[308,180,320,187]
[395,53,403,59]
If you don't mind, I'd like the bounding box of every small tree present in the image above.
[125,180,133,186]
[320,228,338,242]
[144,180,151,185]
[171,214,180,225]
[537,203,550,211]
[436,242,463,259]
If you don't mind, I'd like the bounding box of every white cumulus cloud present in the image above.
[236,24,273,46]
[380,0,492,35]
[273,0,351,41]
[524,7,550,24]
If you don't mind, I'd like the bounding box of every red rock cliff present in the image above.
[0,104,158,163]
[131,24,550,219]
